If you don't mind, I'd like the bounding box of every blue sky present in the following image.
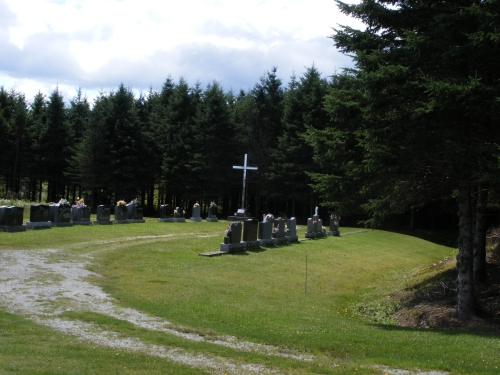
[0,0,362,102]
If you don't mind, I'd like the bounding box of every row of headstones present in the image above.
[304,213,340,238]
[158,204,218,223]
[0,203,146,231]
[220,217,299,253]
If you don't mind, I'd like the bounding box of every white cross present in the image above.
[233,154,258,209]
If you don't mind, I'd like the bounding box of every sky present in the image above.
[0,0,363,103]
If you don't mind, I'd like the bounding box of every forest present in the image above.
[1,0,500,320]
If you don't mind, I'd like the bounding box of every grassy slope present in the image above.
[0,219,498,374]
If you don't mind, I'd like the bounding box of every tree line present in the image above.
[0,67,330,221]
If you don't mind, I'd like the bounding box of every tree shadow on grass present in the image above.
[384,228,458,248]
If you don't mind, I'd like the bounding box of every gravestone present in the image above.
[114,204,129,223]
[228,208,252,221]
[158,204,173,222]
[26,204,52,229]
[0,206,26,231]
[272,217,288,245]
[71,206,92,225]
[127,202,145,223]
[190,205,202,222]
[258,219,274,246]
[305,206,326,239]
[94,205,112,224]
[285,217,298,242]
[173,207,186,222]
[206,203,218,222]
[242,218,260,250]
[51,204,73,227]
[327,215,340,236]
[220,222,245,253]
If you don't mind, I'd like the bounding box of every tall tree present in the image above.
[308,0,500,319]
[39,87,69,202]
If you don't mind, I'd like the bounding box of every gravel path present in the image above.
[0,249,311,374]
[0,247,448,375]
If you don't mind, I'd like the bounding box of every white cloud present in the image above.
[1,0,362,101]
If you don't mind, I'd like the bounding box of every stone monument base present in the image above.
[327,230,340,236]
[273,236,289,245]
[190,217,202,222]
[72,220,92,226]
[205,217,218,222]
[242,240,260,250]
[220,242,246,253]
[113,219,130,224]
[94,220,112,225]
[258,238,275,247]
[158,217,185,222]
[286,235,299,243]
[2,225,27,232]
[53,222,73,227]
[128,219,146,223]
[305,231,326,239]
[26,221,53,229]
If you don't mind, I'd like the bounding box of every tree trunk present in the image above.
[473,186,488,284]
[453,180,476,320]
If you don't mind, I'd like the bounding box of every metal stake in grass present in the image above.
[305,255,308,294]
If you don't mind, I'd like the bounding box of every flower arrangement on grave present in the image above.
[58,198,69,205]
[264,213,274,222]
[225,223,232,236]
[193,202,199,207]
[117,200,126,206]
[72,197,86,208]
[174,209,178,215]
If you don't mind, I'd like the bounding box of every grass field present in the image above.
[0,218,498,374]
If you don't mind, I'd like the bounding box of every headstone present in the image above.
[242,218,260,250]
[327,215,340,236]
[0,206,26,231]
[220,222,245,253]
[51,204,73,227]
[206,202,218,222]
[190,204,202,222]
[71,206,92,225]
[94,205,112,224]
[285,217,298,242]
[127,202,145,223]
[114,203,129,223]
[272,217,288,244]
[173,207,186,222]
[228,208,252,221]
[26,204,52,229]
[305,207,326,239]
[258,219,274,246]
[158,204,173,222]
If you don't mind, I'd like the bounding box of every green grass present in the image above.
[1,219,499,374]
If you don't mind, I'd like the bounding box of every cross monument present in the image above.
[233,154,258,209]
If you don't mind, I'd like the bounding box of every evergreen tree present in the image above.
[309,0,500,320]
[109,84,148,202]
[39,87,69,202]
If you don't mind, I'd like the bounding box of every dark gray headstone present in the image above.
[224,222,242,244]
[243,219,259,241]
[51,204,72,226]
[160,204,173,218]
[285,217,298,242]
[190,205,201,222]
[30,204,50,222]
[97,205,111,221]
[114,204,128,222]
[328,215,340,236]
[258,220,273,240]
[273,218,285,238]
[208,205,217,218]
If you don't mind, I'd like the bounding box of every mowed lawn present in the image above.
[0,219,498,374]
